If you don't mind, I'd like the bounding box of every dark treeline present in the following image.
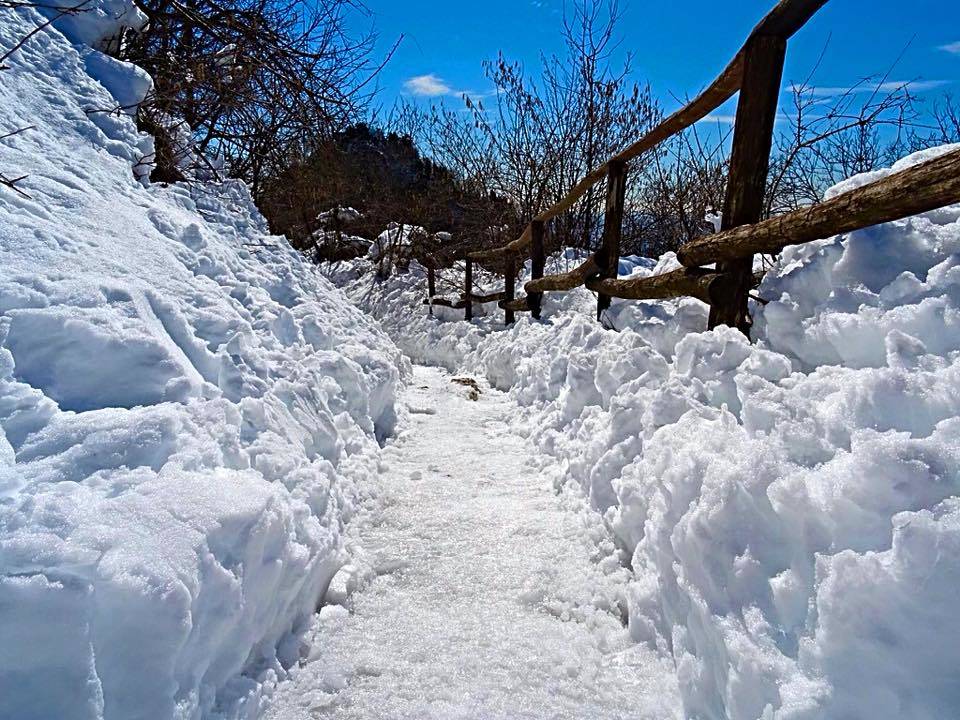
[257,124,514,262]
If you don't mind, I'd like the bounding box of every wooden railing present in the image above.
[424,0,960,335]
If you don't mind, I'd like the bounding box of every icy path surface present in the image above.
[263,365,681,719]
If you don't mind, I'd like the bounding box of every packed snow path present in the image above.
[263,365,681,719]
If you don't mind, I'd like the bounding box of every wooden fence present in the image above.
[424,0,960,336]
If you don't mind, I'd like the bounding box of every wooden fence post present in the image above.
[709,33,786,335]
[596,160,628,321]
[426,264,436,316]
[528,220,546,319]
[504,255,516,325]
[464,258,473,321]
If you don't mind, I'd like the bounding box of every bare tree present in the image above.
[460,0,661,254]
[893,93,960,157]
[767,71,923,213]
[930,95,960,143]
[629,122,730,256]
[121,0,397,191]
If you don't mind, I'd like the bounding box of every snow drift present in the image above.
[334,149,960,720]
[0,6,406,719]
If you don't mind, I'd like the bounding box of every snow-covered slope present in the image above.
[0,7,407,719]
[334,150,960,720]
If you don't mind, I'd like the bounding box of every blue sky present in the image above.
[354,0,960,123]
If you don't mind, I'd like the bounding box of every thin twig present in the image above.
[0,172,31,198]
[0,125,36,142]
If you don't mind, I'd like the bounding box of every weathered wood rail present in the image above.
[424,0,960,335]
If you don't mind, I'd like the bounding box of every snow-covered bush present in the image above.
[0,5,406,719]
[333,149,960,720]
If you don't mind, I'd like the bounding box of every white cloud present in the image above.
[787,79,951,97]
[403,74,452,97]
[403,74,502,102]
[699,114,737,124]
[697,112,795,126]
[940,41,960,55]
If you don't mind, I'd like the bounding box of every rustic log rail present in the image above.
[422,0,960,333]
[423,297,468,310]
[586,268,722,305]
[676,148,960,266]
[423,291,508,308]
[526,255,599,294]
[469,0,828,265]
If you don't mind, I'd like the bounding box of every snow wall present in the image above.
[334,146,960,720]
[0,5,408,719]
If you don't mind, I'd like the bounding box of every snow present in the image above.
[39,0,147,51]
[0,6,406,719]
[332,150,960,719]
[261,365,682,719]
[4,0,960,716]
[822,143,960,200]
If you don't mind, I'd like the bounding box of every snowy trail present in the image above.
[263,365,681,719]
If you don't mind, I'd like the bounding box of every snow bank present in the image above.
[325,258,502,371]
[336,152,960,719]
[331,249,706,374]
[0,6,406,719]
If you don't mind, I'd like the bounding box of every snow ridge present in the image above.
[0,6,407,719]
